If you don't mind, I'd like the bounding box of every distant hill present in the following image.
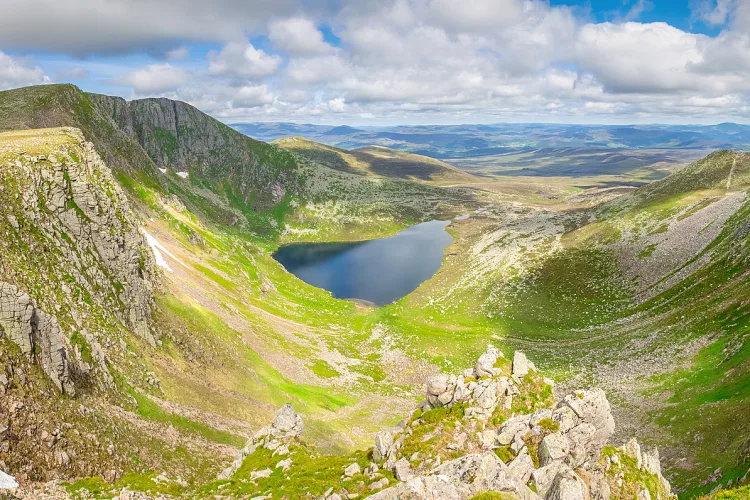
[323,125,364,136]
[273,136,477,183]
[233,121,750,157]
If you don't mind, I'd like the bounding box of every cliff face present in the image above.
[90,94,303,210]
[0,127,158,393]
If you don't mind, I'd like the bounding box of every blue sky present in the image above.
[0,0,748,125]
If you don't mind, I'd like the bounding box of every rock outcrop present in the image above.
[0,281,74,394]
[217,404,304,480]
[368,347,675,500]
[0,128,157,347]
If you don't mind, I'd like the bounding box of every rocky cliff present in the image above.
[89,94,303,210]
[0,127,163,482]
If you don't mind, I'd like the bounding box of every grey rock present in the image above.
[344,463,361,477]
[370,478,389,490]
[476,345,502,377]
[507,448,535,484]
[0,282,74,394]
[272,404,304,437]
[512,351,532,378]
[373,431,394,462]
[545,468,588,500]
[394,458,412,481]
[539,434,570,467]
[250,468,272,481]
[496,415,531,446]
[368,475,471,500]
[532,461,571,498]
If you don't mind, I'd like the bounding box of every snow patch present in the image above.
[158,168,167,174]
[0,469,18,490]
[142,229,187,273]
[176,171,189,179]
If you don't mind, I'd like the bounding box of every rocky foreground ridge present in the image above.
[203,347,675,500]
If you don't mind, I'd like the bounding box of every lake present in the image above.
[273,220,453,306]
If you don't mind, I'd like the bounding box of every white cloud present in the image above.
[208,41,282,81]
[114,64,187,94]
[0,0,303,56]
[166,47,190,61]
[427,0,526,32]
[7,0,750,123]
[327,97,346,112]
[0,51,49,90]
[268,17,331,56]
[575,22,706,94]
[233,84,274,107]
[692,0,735,25]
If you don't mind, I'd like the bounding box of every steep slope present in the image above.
[274,136,478,184]
[0,87,487,493]
[481,151,750,495]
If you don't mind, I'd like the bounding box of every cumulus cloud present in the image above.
[208,41,282,81]
[233,84,274,107]
[692,0,735,25]
[268,17,331,56]
[165,47,190,61]
[0,0,302,56]
[114,64,187,94]
[0,51,49,90]
[575,22,706,94]
[5,0,750,123]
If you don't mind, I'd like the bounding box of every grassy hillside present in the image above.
[274,136,478,184]
[1,85,749,498]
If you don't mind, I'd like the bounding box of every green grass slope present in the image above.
[274,136,478,184]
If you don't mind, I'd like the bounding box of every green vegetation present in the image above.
[2,86,750,499]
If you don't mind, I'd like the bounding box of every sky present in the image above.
[0,0,749,125]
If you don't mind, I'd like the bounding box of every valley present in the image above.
[0,84,748,499]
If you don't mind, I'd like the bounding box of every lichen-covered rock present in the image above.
[0,281,74,394]
[374,430,395,462]
[476,345,503,377]
[272,403,304,437]
[512,351,531,378]
[368,349,675,500]
[218,403,304,480]
[546,468,588,500]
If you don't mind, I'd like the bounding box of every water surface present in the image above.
[273,220,453,306]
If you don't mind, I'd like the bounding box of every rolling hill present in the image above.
[273,136,478,183]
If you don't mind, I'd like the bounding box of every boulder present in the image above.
[546,469,588,500]
[272,404,304,437]
[476,345,503,377]
[344,463,361,477]
[512,351,532,378]
[394,458,412,481]
[539,433,570,467]
[561,390,614,465]
[373,431,394,462]
[507,448,535,484]
[496,415,531,446]
[368,474,471,500]
[532,461,571,497]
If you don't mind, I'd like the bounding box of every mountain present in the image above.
[274,136,478,183]
[0,84,749,498]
